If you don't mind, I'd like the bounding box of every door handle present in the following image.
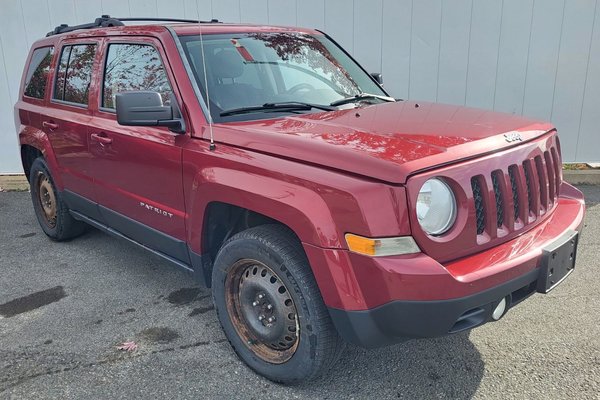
[42,121,59,130]
[90,133,113,145]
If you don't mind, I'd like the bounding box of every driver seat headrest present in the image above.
[210,49,244,79]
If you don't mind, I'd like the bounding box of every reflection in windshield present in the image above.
[246,32,360,98]
[179,32,389,122]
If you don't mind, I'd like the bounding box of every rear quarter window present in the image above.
[23,47,54,99]
[53,44,96,105]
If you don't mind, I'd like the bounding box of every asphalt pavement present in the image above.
[1,186,599,399]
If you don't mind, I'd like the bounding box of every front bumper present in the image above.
[304,183,585,348]
[328,267,540,347]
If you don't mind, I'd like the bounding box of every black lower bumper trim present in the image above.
[328,268,540,348]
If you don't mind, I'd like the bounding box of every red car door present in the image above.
[88,37,189,263]
[44,41,99,210]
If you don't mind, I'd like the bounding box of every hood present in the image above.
[212,101,554,184]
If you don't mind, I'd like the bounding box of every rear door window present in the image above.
[53,44,96,105]
[23,47,54,99]
[102,43,172,109]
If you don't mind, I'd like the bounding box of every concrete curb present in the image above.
[1,168,599,192]
[562,169,600,185]
[0,174,29,192]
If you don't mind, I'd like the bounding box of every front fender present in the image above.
[183,142,411,252]
[186,167,340,252]
[182,143,412,307]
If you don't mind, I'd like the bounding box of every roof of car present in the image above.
[170,23,318,36]
[44,15,318,39]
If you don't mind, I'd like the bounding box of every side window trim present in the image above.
[54,45,72,102]
[99,40,173,114]
[50,41,97,109]
[22,46,54,101]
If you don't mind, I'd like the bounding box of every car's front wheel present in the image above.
[212,224,344,384]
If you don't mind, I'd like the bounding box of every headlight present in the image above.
[416,178,457,236]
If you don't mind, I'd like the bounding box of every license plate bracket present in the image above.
[537,229,579,294]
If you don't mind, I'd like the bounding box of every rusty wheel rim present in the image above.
[37,172,57,229]
[225,259,300,364]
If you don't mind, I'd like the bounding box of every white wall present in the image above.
[1,0,599,173]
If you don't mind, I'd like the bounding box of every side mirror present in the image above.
[115,91,185,133]
[370,72,383,86]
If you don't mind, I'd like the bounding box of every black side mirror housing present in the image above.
[116,91,185,133]
[370,72,383,86]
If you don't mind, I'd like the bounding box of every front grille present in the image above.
[407,133,561,263]
[470,146,560,237]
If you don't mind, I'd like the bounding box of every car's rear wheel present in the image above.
[29,158,86,241]
[212,224,344,384]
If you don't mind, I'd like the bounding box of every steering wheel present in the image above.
[286,83,315,95]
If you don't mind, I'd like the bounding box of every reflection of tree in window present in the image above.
[24,47,53,99]
[103,44,171,109]
[247,32,360,97]
[54,47,70,101]
[63,45,96,104]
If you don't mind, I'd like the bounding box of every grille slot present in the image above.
[551,147,561,195]
[508,165,520,221]
[534,155,548,210]
[544,151,556,202]
[491,171,504,228]
[471,176,486,235]
[523,160,534,214]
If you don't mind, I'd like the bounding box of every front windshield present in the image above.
[178,32,389,122]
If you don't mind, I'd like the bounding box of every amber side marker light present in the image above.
[345,233,421,257]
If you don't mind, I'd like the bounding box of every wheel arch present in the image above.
[187,175,342,255]
[21,144,43,181]
[19,130,63,189]
[200,201,286,260]
[186,173,344,290]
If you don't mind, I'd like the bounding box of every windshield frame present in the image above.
[173,29,392,124]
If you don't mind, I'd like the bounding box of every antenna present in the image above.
[196,10,216,151]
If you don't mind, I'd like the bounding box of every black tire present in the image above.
[212,224,344,384]
[29,157,86,241]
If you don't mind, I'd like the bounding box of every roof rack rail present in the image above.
[46,15,221,37]
[117,17,220,24]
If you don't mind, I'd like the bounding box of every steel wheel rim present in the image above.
[225,259,300,364]
[37,172,57,228]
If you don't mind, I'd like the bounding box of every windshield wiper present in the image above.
[330,93,396,107]
[220,102,334,117]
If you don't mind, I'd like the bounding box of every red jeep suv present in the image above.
[14,16,585,383]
